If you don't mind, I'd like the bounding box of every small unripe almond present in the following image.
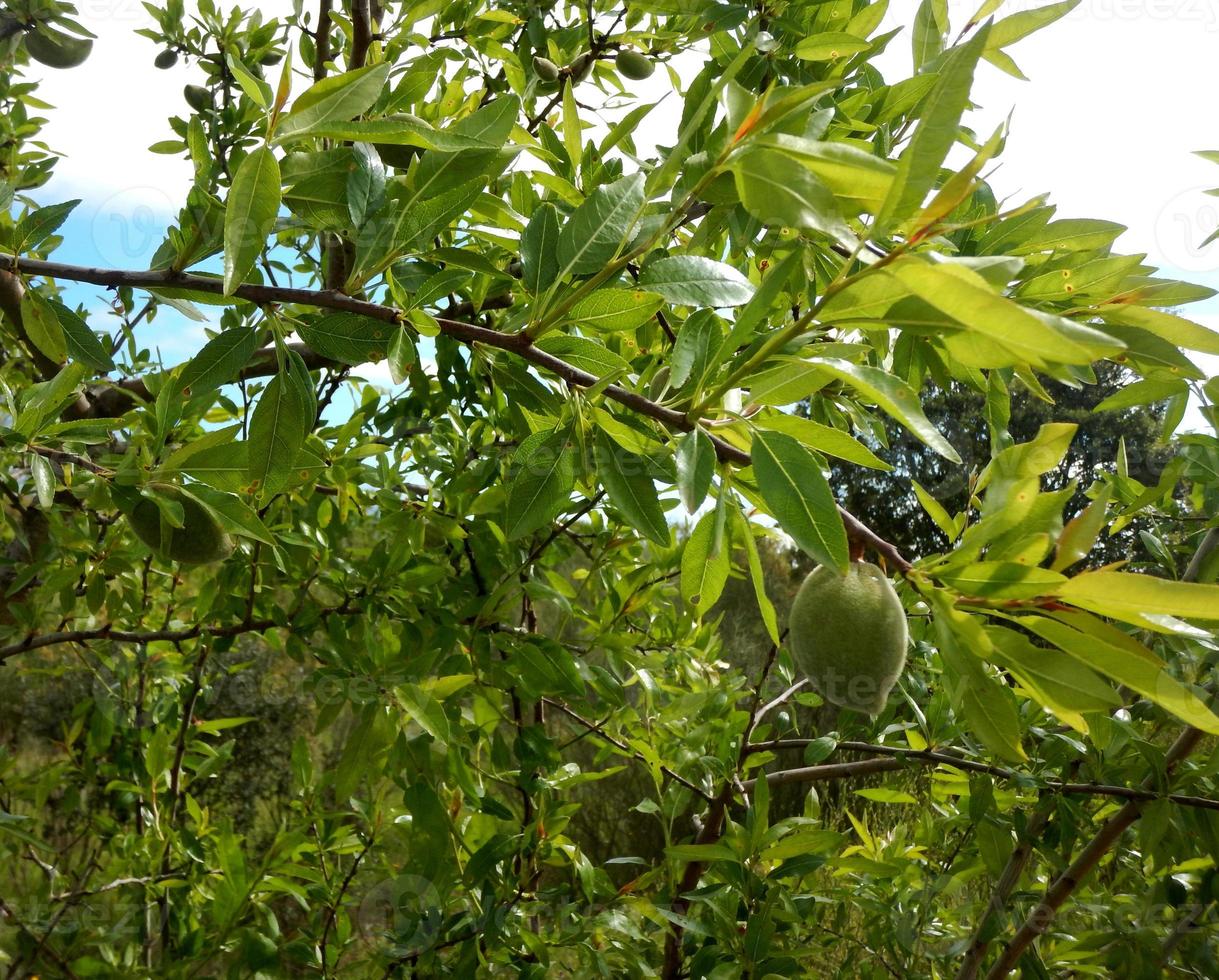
[532,55,560,82]
[615,49,654,80]
[154,49,178,69]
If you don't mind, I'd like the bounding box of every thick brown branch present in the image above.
[0,597,356,664]
[1,252,911,570]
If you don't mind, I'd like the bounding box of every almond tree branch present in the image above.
[0,252,911,571]
[738,743,1219,812]
[982,525,1219,979]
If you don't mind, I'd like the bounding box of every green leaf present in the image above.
[179,327,259,395]
[247,354,312,497]
[681,509,730,614]
[556,174,646,277]
[887,259,1119,368]
[1052,571,1219,627]
[1018,615,1219,734]
[730,146,850,241]
[670,310,722,391]
[809,357,961,462]
[275,63,391,140]
[51,301,114,372]
[1098,305,1219,356]
[521,203,561,295]
[534,335,633,378]
[223,146,281,295]
[387,328,417,385]
[933,599,1027,763]
[754,411,890,470]
[1051,486,1112,572]
[640,256,755,308]
[794,32,871,61]
[874,24,990,234]
[594,429,669,547]
[183,485,276,547]
[297,313,395,365]
[565,288,664,332]
[1094,378,1188,412]
[939,562,1067,600]
[912,0,948,69]
[20,289,66,363]
[30,453,54,508]
[505,428,576,540]
[735,507,780,644]
[988,0,1080,53]
[755,135,896,217]
[986,624,1119,733]
[746,357,831,407]
[750,430,848,572]
[347,142,386,227]
[15,199,80,253]
[676,429,715,513]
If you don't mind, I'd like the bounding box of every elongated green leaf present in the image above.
[182,485,276,547]
[557,174,645,277]
[1051,485,1111,572]
[179,327,258,395]
[51,301,114,372]
[566,288,663,331]
[933,600,1027,763]
[534,335,633,378]
[747,358,831,406]
[809,357,961,462]
[670,310,722,391]
[940,562,1066,600]
[795,32,871,61]
[874,24,990,234]
[754,411,890,470]
[730,146,850,241]
[887,259,1117,368]
[347,142,386,227]
[247,355,312,497]
[505,428,576,540]
[594,429,669,546]
[20,289,66,363]
[755,135,895,216]
[734,507,779,644]
[986,624,1119,732]
[681,509,729,614]
[16,199,79,253]
[297,313,394,365]
[1052,571,1219,626]
[751,430,848,571]
[521,203,560,295]
[275,63,391,140]
[676,428,714,514]
[640,256,755,308]
[1018,615,1219,734]
[223,146,281,295]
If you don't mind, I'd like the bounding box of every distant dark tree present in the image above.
[831,363,1173,563]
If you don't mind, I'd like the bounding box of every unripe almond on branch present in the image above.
[615,49,654,81]
[788,561,908,717]
[532,55,560,82]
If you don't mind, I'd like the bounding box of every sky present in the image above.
[21,0,1219,409]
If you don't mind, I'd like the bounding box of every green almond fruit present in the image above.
[532,55,560,82]
[154,49,178,69]
[615,49,655,81]
[788,561,908,717]
[183,84,211,112]
[130,489,233,565]
[25,27,92,69]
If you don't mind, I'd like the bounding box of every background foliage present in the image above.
[3,0,1219,977]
